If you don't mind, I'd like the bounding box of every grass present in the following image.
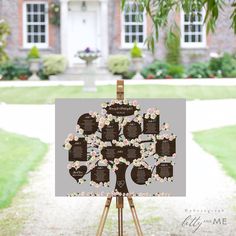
[0,129,48,209]
[1,85,236,104]
[193,125,236,181]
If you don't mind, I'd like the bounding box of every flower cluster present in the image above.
[64,133,79,150]
[144,108,160,119]
[67,161,80,170]
[156,133,176,141]
[90,181,110,188]
[160,122,170,131]
[155,157,175,166]
[77,178,86,184]
[145,178,152,185]
[102,99,140,109]
[49,3,60,26]
[152,174,173,182]
[133,159,152,170]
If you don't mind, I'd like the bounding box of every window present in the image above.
[23,2,48,48]
[121,2,146,48]
[181,9,206,48]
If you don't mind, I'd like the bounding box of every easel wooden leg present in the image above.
[127,197,143,236]
[116,196,124,236]
[96,196,112,236]
[97,196,143,236]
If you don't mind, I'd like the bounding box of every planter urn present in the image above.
[28,58,41,81]
[132,57,144,80]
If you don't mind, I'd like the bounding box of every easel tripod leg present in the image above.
[96,196,112,236]
[127,197,143,236]
[116,196,124,236]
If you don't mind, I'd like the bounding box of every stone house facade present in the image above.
[0,0,235,67]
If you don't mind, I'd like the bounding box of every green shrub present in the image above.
[209,53,236,77]
[167,64,185,78]
[130,42,142,58]
[0,62,17,80]
[107,55,130,74]
[42,54,67,76]
[227,69,236,78]
[166,31,181,65]
[27,46,40,59]
[0,20,11,64]
[0,58,31,80]
[14,57,30,79]
[187,62,211,78]
[141,61,169,79]
[122,71,136,79]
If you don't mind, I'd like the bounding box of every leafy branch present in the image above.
[121,0,236,52]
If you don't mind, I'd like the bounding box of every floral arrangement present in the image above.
[76,47,101,56]
[49,2,60,26]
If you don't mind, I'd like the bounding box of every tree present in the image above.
[121,0,236,52]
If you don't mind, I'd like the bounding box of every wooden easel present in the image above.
[96,81,143,236]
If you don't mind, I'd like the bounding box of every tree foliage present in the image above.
[121,0,236,52]
[0,20,11,64]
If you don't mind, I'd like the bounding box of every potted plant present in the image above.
[76,47,101,66]
[27,46,41,80]
[130,42,144,80]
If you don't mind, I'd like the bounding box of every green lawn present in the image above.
[193,125,236,181]
[0,129,48,209]
[1,85,236,104]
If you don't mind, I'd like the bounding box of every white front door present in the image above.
[68,11,97,66]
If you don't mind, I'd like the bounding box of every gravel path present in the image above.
[0,100,236,236]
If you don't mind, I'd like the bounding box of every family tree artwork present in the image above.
[63,99,177,197]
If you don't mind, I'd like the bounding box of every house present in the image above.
[1,0,236,67]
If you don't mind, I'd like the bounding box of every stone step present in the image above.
[50,66,121,81]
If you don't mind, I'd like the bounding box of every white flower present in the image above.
[67,163,72,169]
[134,142,139,147]
[132,100,138,106]
[164,123,170,130]
[101,109,107,115]
[67,133,74,141]
[107,114,113,121]
[64,142,72,150]
[140,143,145,149]
[124,139,129,145]
[151,113,156,119]
[78,129,84,134]
[91,151,96,157]
[74,136,79,141]
[101,103,107,108]
[145,114,149,119]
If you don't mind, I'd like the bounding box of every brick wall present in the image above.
[1,0,60,59]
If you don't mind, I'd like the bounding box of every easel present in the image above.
[96,81,143,236]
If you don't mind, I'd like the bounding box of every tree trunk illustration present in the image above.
[114,163,129,193]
